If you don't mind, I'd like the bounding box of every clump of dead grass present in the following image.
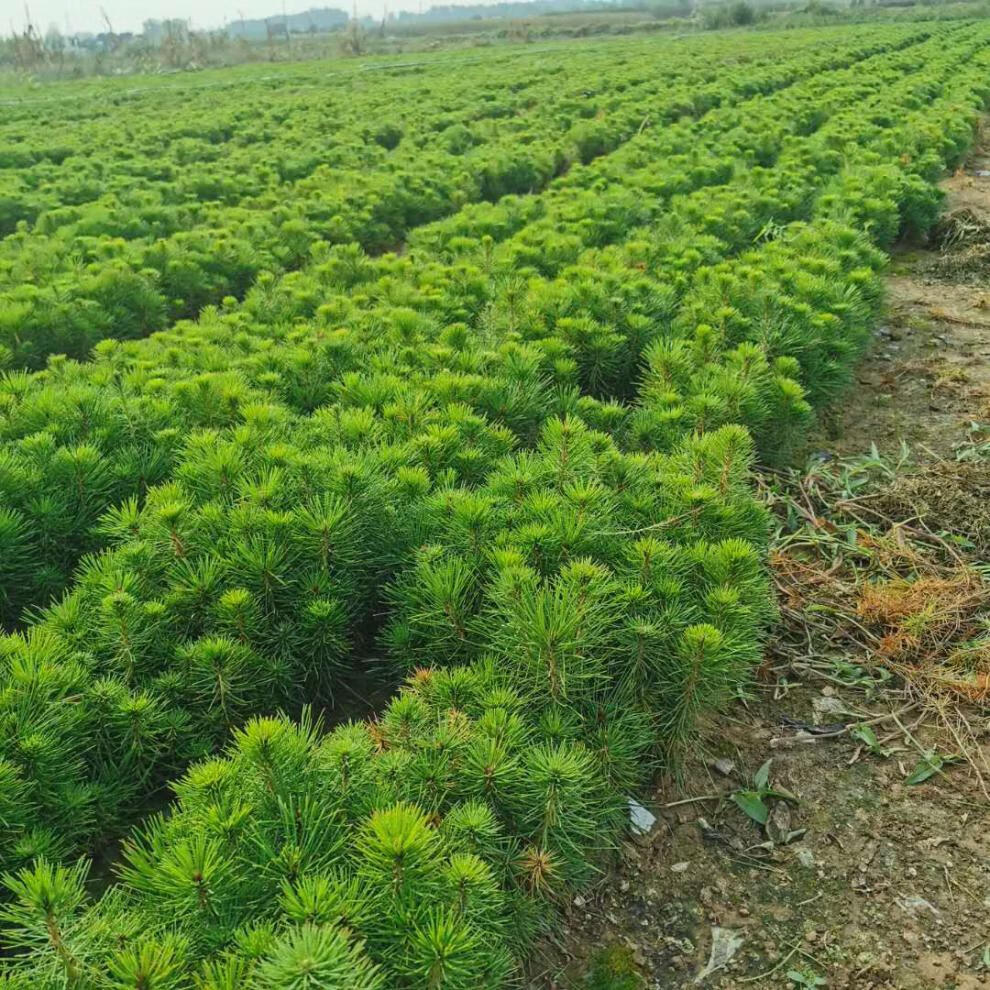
[932,206,990,250]
[771,519,990,703]
[761,448,990,788]
[928,208,990,280]
[857,572,990,702]
[874,459,990,556]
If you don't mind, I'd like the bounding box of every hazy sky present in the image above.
[17,0,437,36]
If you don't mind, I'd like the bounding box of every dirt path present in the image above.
[822,127,990,463]
[529,131,990,990]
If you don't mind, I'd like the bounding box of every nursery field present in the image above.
[1,21,989,988]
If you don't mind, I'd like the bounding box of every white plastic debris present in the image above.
[694,927,744,983]
[896,895,941,919]
[627,797,657,835]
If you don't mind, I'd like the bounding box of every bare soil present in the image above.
[529,129,990,990]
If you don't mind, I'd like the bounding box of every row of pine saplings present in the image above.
[0,26,878,369]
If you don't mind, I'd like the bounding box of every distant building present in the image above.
[226,7,348,40]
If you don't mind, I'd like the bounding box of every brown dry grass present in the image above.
[857,572,990,702]
[763,456,990,796]
[772,492,990,703]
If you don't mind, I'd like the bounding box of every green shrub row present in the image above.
[0,26,918,370]
[0,24,973,626]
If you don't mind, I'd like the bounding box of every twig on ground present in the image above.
[663,794,723,808]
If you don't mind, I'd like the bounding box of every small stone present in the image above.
[812,694,846,720]
[628,797,657,836]
[796,847,815,869]
[671,861,690,873]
